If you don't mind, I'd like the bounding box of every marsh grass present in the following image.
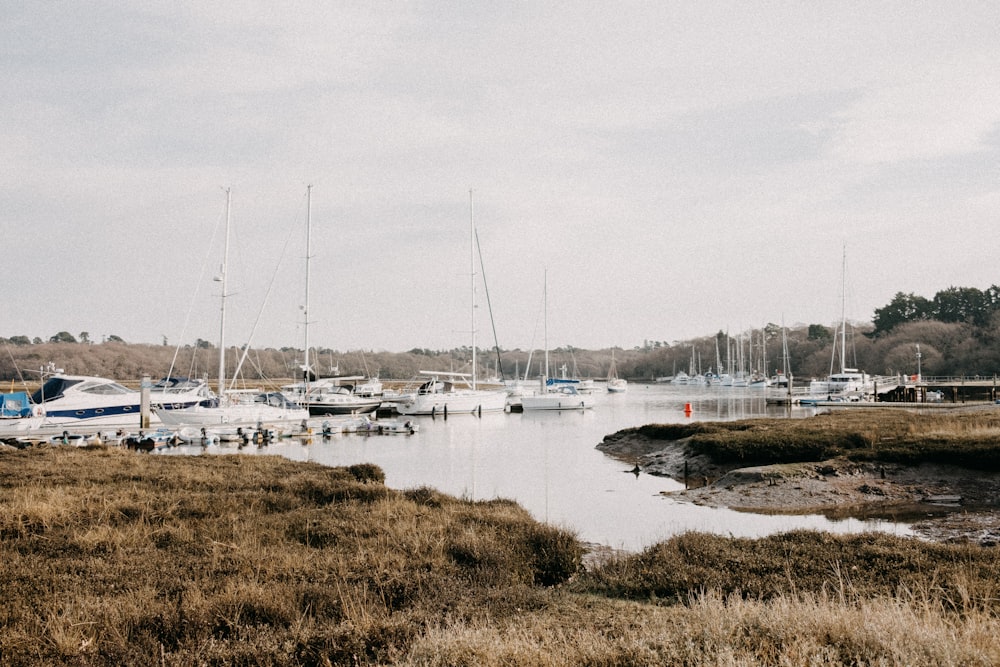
[636,409,1000,469]
[1,445,999,665]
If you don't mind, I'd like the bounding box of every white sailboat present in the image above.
[606,350,627,393]
[521,271,595,411]
[395,191,507,416]
[157,188,309,427]
[288,187,380,417]
[802,247,898,404]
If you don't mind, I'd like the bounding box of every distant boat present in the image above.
[606,351,627,393]
[521,270,595,411]
[395,191,507,416]
[803,248,898,403]
[521,382,594,411]
[670,371,690,386]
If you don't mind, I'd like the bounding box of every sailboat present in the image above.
[801,247,898,404]
[287,186,381,417]
[765,321,794,405]
[395,191,508,416]
[606,350,627,393]
[157,188,309,427]
[521,271,595,411]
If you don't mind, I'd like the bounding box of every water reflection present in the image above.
[158,384,913,551]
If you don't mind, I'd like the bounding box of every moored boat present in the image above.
[0,373,213,435]
[520,382,595,411]
[395,372,508,416]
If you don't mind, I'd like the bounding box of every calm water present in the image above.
[157,383,913,551]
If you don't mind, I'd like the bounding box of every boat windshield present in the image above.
[154,377,202,392]
[80,381,132,395]
[258,392,298,408]
[30,377,82,404]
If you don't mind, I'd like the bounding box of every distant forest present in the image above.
[3,285,1000,385]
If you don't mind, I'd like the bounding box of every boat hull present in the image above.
[156,403,308,426]
[395,389,508,416]
[521,393,595,411]
[305,399,381,416]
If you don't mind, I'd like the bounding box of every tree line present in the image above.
[872,286,1000,336]
[3,285,998,385]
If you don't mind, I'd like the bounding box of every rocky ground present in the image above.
[597,429,1000,547]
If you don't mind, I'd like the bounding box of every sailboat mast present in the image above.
[217,187,231,397]
[839,246,847,374]
[469,189,477,390]
[543,269,549,379]
[304,185,313,390]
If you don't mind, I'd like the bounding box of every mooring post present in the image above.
[140,375,151,429]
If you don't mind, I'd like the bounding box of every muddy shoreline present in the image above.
[597,428,1000,546]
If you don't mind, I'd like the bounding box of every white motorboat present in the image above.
[0,373,213,434]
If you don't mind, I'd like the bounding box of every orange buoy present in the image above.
[684,402,693,416]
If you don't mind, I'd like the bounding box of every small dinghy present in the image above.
[178,426,219,445]
[50,431,86,446]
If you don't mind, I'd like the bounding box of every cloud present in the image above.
[828,61,1000,164]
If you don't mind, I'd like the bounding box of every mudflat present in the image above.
[597,407,1000,545]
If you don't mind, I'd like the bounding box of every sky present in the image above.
[4,2,1000,353]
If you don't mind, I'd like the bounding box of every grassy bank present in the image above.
[1,446,998,665]
[630,408,1000,469]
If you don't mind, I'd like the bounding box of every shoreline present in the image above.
[597,428,1000,546]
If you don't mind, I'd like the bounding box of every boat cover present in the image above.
[0,391,31,418]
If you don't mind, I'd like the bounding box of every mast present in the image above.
[469,189,477,390]
[304,185,313,391]
[839,246,847,374]
[216,187,231,397]
[543,269,549,380]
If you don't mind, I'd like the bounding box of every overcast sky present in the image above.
[4,2,999,353]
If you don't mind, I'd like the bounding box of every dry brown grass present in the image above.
[1,445,998,666]
[402,591,1000,666]
[631,409,1000,470]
